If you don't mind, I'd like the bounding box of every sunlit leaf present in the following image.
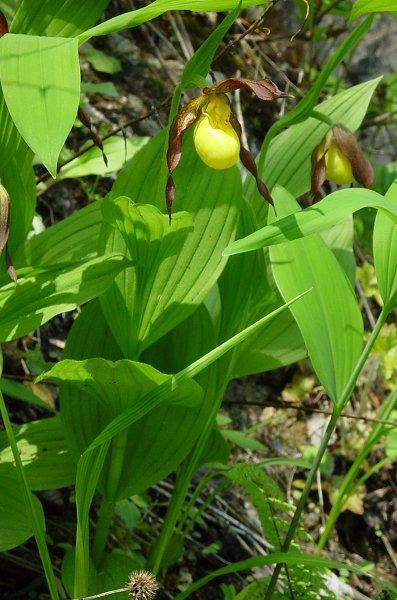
[10,0,111,36]
[0,253,128,342]
[374,180,397,311]
[351,0,397,20]
[269,187,363,404]
[0,34,80,176]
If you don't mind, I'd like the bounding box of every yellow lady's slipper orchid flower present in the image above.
[321,141,354,185]
[193,95,240,170]
[166,77,288,219]
[311,125,373,197]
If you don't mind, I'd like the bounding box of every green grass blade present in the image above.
[78,0,271,45]
[173,550,397,599]
[74,443,110,598]
[0,389,59,599]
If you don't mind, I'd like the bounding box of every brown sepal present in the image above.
[78,105,108,167]
[332,125,374,188]
[6,246,17,284]
[0,11,8,37]
[204,77,290,101]
[166,96,204,220]
[310,132,333,197]
[230,113,273,205]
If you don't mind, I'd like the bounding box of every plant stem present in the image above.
[264,408,340,598]
[91,496,116,566]
[91,429,128,566]
[0,389,60,600]
[148,383,227,575]
[265,307,388,598]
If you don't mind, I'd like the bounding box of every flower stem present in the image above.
[0,389,59,599]
[264,307,388,598]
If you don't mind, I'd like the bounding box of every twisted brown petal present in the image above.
[230,112,273,205]
[0,11,8,37]
[204,77,290,101]
[166,96,204,220]
[310,141,327,197]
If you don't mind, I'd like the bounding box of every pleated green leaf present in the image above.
[224,187,397,256]
[0,253,127,342]
[0,466,45,551]
[14,201,102,267]
[11,0,111,36]
[101,199,194,357]
[70,294,307,453]
[374,180,397,311]
[0,417,76,490]
[351,0,397,20]
[269,187,363,405]
[101,130,242,357]
[39,354,203,500]
[78,0,271,45]
[0,34,80,177]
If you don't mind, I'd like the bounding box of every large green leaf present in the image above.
[0,466,44,551]
[216,198,306,376]
[102,130,242,357]
[63,295,308,453]
[0,34,80,176]
[78,0,272,44]
[269,187,363,404]
[374,180,397,311]
[0,253,127,342]
[2,144,35,255]
[101,199,193,357]
[351,0,397,20]
[14,201,102,267]
[0,85,22,169]
[0,417,76,490]
[41,356,203,500]
[224,187,397,256]
[245,77,380,224]
[11,0,111,36]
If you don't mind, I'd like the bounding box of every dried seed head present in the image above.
[126,570,158,600]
